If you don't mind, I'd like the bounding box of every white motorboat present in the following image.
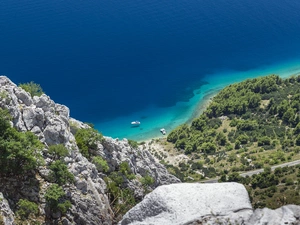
[160,128,166,135]
[131,121,141,126]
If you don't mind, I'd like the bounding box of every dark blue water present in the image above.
[1,0,300,138]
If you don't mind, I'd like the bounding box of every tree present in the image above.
[249,94,261,108]
[257,136,271,146]
[235,140,241,149]
[216,132,227,146]
[201,142,216,154]
[228,152,237,162]
[294,122,300,135]
[282,108,295,124]
[192,118,206,131]
[0,128,44,175]
[237,134,249,144]
[19,81,44,97]
[296,135,300,146]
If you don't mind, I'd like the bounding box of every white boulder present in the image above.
[119,182,253,225]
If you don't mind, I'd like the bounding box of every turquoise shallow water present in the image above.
[95,58,300,141]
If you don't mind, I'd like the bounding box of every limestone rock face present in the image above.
[0,76,180,224]
[119,183,253,225]
[120,182,300,225]
[248,205,300,225]
[101,137,180,199]
[0,193,15,225]
[0,76,73,147]
[102,137,180,186]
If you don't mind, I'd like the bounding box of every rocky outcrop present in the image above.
[119,182,300,225]
[0,193,14,225]
[248,205,300,225]
[101,137,180,185]
[0,76,179,224]
[119,182,253,225]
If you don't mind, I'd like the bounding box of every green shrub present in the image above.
[119,161,135,180]
[16,199,39,219]
[49,160,75,185]
[45,184,71,215]
[0,109,44,175]
[92,156,109,173]
[75,128,103,158]
[257,136,271,146]
[140,174,155,187]
[285,178,294,186]
[191,161,203,170]
[48,144,69,160]
[19,81,44,97]
[128,139,138,148]
[104,175,136,219]
[201,142,216,154]
[57,200,72,215]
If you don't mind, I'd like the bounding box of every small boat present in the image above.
[160,128,166,135]
[131,121,141,126]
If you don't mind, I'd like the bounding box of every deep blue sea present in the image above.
[1,0,300,140]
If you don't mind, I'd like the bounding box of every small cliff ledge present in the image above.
[119,182,300,225]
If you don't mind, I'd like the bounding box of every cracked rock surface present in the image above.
[119,182,300,225]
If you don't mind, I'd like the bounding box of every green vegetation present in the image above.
[92,156,109,173]
[223,165,300,209]
[19,81,44,97]
[140,174,155,187]
[48,144,69,160]
[16,199,39,219]
[104,162,137,220]
[75,127,104,158]
[73,127,142,220]
[165,75,300,179]
[162,74,300,207]
[128,139,138,148]
[49,160,75,185]
[45,184,71,215]
[0,109,44,176]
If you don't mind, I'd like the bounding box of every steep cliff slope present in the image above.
[0,76,179,225]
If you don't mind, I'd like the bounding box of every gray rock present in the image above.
[102,137,180,188]
[33,94,55,112]
[43,120,69,145]
[119,183,253,225]
[76,179,88,194]
[0,192,15,225]
[247,205,300,225]
[14,87,33,106]
[22,107,45,130]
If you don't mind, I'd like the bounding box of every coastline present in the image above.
[96,58,300,142]
[137,88,221,143]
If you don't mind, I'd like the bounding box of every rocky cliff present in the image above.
[0,76,180,224]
